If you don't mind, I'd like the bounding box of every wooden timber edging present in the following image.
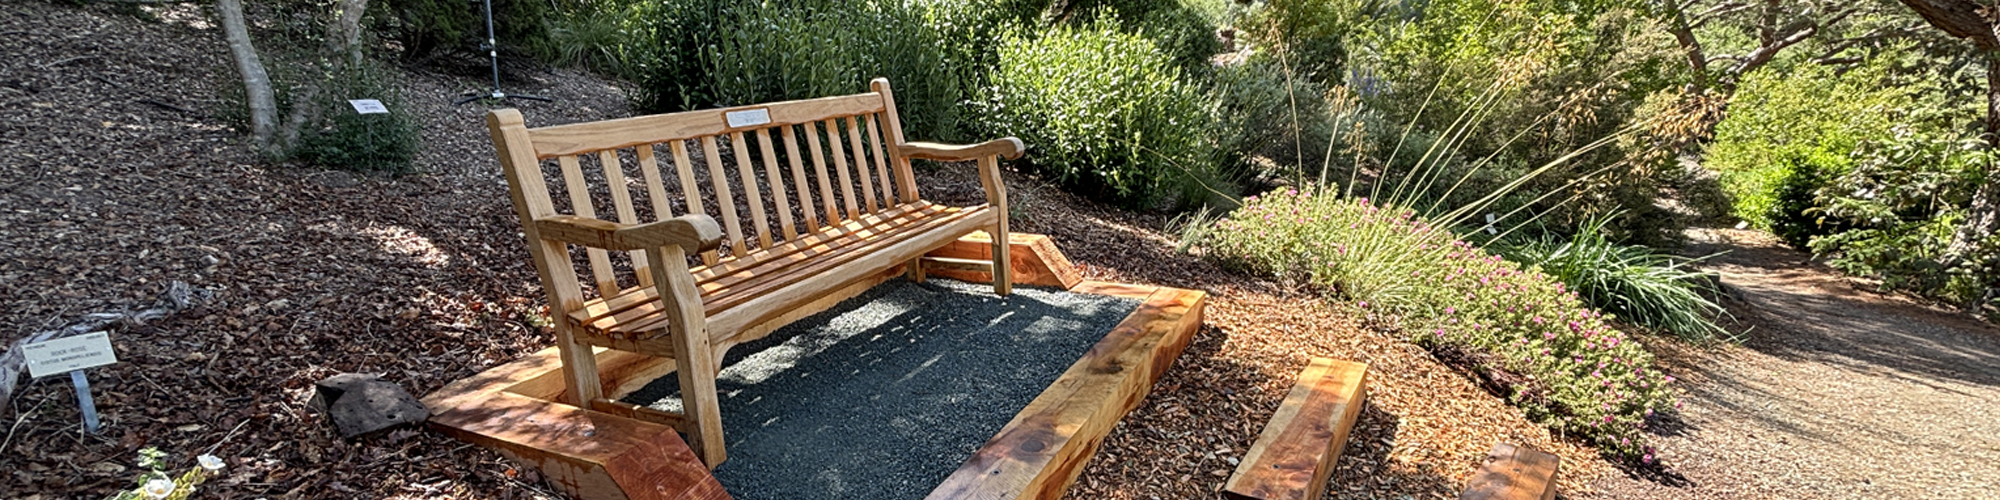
[424,233,1204,500]
[924,231,1084,290]
[1222,358,1369,500]
[1459,443,1560,500]
[923,282,1208,500]
[421,347,731,500]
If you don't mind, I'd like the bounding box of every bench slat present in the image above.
[755,128,798,242]
[699,135,746,259]
[571,203,949,333]
[1223,358,1369,500]
[593,205,980,338]
[730,131,775,250]
[527,92,887,158]
[844,116,880,214]
[567,203,939,329]
[779,125,821,233]
[864,114,898,205]
[599,149,653,288]
[558,154,619,297]
[667,140,717,266]
[823,119,860,222]
[802,121,842,225]
[639,205,990,339]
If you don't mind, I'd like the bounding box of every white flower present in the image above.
[140,478,176,499]
[198,454,226,471]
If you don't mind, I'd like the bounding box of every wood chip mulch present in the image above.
[1,3,1634,499]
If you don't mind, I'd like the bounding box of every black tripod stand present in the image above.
[455,0,550,105]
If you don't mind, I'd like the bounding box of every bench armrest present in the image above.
[897,138,1026,162]
[535,214,725,252]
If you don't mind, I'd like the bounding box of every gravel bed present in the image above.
[622,278,1141,500]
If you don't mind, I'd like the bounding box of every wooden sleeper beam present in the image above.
[1222,358,1369,500]
[1458,443,1560,500]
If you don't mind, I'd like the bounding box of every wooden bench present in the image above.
[1222,358,1369,500]
[1459,443,1560,500]
[486,78,1024,467]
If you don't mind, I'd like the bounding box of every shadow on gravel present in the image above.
[1692,241,2000,391]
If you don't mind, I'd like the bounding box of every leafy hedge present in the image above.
[983,19,1215,207]
[633,0,974,142]
[1201,188,1677,459]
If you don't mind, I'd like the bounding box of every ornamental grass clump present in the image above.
[1204,188,1677,459]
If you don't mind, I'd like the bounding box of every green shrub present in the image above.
[990,0,1225,72]
[1502,214,1726,342]
[544,2,653,79]
[1241,0,1350,83]
[634,0,974,141]
[1207,58,1333,185]
[1355,3,1678,242]
[984,19,1216,207]
[373,0,552,61]
[1810,127,1992,304]
[1707,64,1907,239]
[296,65,421,173]
[1199,188,1677,459]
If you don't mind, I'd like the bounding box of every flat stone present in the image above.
[311,373,428,439]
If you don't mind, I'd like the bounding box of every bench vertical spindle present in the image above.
[700,136,746,258]
[779,125,822,232]
[729,131,774,250]
[844,116,880,213]
[756,128,798,242]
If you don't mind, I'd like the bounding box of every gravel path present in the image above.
[624,279,1140,500]
[1586,229,2000,499]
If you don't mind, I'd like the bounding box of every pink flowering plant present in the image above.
[1203,188,1676,459]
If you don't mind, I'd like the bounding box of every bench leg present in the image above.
[646,246,727,468]
[907,257,927,283]
[552,323,604,407]
[980,155,1011,296]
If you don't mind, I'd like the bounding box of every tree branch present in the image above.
[1892,0,2000,49]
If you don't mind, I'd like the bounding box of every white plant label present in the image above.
[24,331,118,378]
[349,99,389,114]
[725,108,772,128]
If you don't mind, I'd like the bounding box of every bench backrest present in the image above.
[489,79,920,305]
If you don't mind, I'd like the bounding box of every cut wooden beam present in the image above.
[422,347,731,500]
[1222,358,1369,500]
[1459,443,1560,500]
[924,286,1206,500]
[920,256,995,273]
[924,231,1083,290]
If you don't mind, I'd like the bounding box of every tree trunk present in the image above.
[216,0,276,153]
[259,0,369,153]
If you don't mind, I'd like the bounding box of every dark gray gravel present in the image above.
[622,279,1141,500]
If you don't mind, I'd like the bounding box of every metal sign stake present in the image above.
[70,370,100,434]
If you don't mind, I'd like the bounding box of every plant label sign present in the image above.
[24,331,117,378]
[349,99,389,114]
[725,108,771,128]
[23,331,117,433]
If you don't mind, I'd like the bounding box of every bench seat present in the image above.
[568,201,994,344]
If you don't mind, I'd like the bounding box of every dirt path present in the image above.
[1586,229,2000,499]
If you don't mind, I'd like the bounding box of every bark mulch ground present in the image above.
[3,3,1628,499]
